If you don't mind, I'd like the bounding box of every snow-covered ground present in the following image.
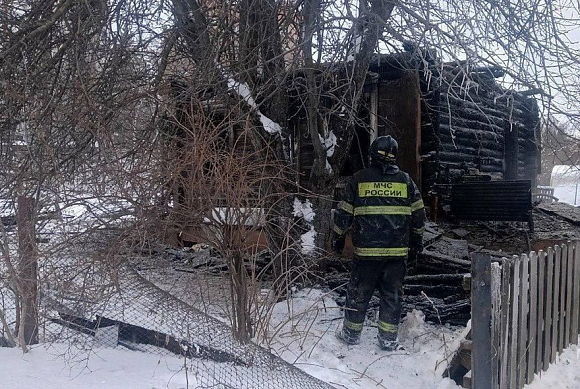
[2,190,580,388]
[525,344,580,389]
[2,287,580,388]
[264,288,465,389]
[0,343,196,389]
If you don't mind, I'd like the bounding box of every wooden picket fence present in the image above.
[471,242,580,389]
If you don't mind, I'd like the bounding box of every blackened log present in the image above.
[438,132,504,150]
[59,313,98,330]
[96,316,249,365]
[438,167,504,181]
[477,165,505,173]
[417,261,469,274]
[327,273,468,298]
[439,143,504,159]
[422,140,440,154]
[442,106,505,128]
[439,124,504,142]
[332,271,469,285]
[438,151,503,166]
[50,318,96,336]
[438,128,501,145]
[326,275,350,291]
[404,284,463,297]
[401,295,470,325]
[442,90,532,116]
[405,273,468,284]
[440,114,504,134]
[421,250,471,272]
[441,94,510,119]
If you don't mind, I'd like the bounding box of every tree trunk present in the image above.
[230,250,252,342]
[298,1,398,252]
[17,195,38,346]
[310,185,335,252]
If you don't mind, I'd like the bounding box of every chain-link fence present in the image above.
[0,197,334,389]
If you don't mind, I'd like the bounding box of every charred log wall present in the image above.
[419,66,441,194]
[292,55,541,197]
[423,68,540,188]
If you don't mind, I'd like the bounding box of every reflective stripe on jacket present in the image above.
[332,164,426,260]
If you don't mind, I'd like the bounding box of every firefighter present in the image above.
[331,135,426,351]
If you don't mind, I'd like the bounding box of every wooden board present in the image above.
[543,247,554,370]
[491,263,501,389]
[517,254,529,388]
[565,242,574,347]
[558,245,568,354]
[572,242,580,344]
[526,251,538,384]
[535,251,546,373]
[551,245,561,364]
[508,255,521,389]
[471,253,493,389]
[537,202,580,225]
[499,259,512,389]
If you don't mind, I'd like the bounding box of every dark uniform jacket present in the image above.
[332,164,426,260]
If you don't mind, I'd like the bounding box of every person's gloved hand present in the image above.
[332,235,346,255]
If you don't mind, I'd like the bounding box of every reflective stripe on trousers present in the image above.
[353,247,409,257]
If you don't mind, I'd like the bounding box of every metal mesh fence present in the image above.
[0,201,334,389]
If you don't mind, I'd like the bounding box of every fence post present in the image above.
[558,244,568,354]
[472,253,493,389]
[572,242,580,344]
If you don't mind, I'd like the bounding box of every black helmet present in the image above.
[370,135,398,164]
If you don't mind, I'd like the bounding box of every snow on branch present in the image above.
[225,78,282,135]
[293,197,317,255]
[319,131,336,158]
[319,130,337,173]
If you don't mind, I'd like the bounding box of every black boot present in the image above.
[377,327,403,351]
[377,337,404,351]
[335,326,360,345]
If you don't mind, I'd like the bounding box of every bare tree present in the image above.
[155,91,297,340]
[3,0,580,345]
[0,0,162,349]
[166,0,580,248]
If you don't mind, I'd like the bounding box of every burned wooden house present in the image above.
[164,52,541,245]
[295,54,541,194]
[292,53,540,224]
